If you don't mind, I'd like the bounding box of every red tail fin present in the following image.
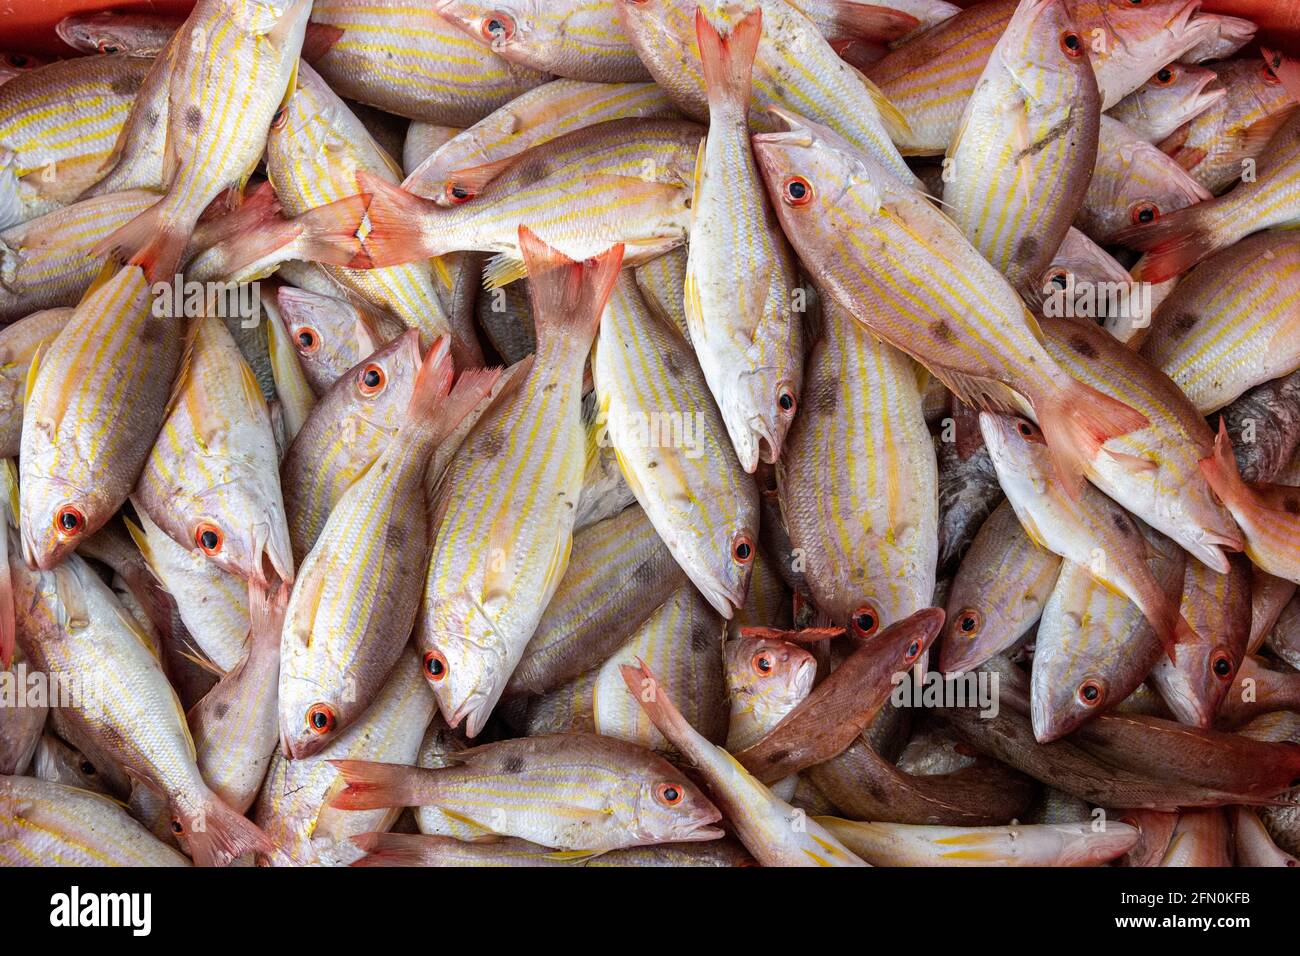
[1036,377,1149,493]
[350,170,442,269]
[350,832,454,867]
[289,193,376,269]
[327,759,433,810]
[517,226,624,346]
[617,659,707,760]
[90,197,188,284]
[182,791,273,866]
[1198,417,1249,511]
[405,336,456,425]
[695,7,763,114]
[247,578,288,657]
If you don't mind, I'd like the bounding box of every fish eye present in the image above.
[79,761,96,776]
[1077,679,1105,706]
[7,54,30,68]
[170,817,185,834]
[54,505,86,537]
[904,639,923,663]
[423,649,449,682]
[1013,417,1045,443]
[782,176,813,207]
[751,651,775,676]
[96,40,120,54]
[850,603,880,638]
[306,703,336,734]
[1211,651,1234,681]
[481,12,515,42]
[1130,201,1160,225]
[731,533,754,564]
[655,782,685,806]
[445,182,474,204]
[1154,67,1175,85]
[195,522,224,555]
[1045,269,1069,291]
[294,326,320,353]
[956,608,982,637]
[358,363,386,395]
[777,386,797,414]
[271,107,288,130]
[1059,32,1083,58]
[1262,62,1281,85]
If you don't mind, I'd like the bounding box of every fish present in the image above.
[135,318,294,586]
[1179,13,1256,63]
[56,11,186,57]
[92,0,314,283]
[780,296,936,630]
[505,504,686,698]
[1218,655,1300,728]
[1109,62,1224,144]
[620,659,868,866]
[1232,805,1300,866]
[417,232,621,737]
[594,270,759,616]
[303,0,551,126]
[20,265,184,569]
[752,109,1148,489]
[817,817,1139,866]
[275,286,406,395]
[0,309,71,457]
[935,432,1004,571]
[0,52,49,89]
[349,832,753,866]
[0,642,46,775]
[942,0,1101,297]
[432,0,652,82]
[0,776,190,867]
[279,337,499,758]
[11,549,270,865]
[939,499,1061,674]
[1219,369,1300,485]
[1159,807,1231,865]
[1139,232,1300,414]
[329,732,724,852]
[980,411,1197,658]
[31,735,118,797]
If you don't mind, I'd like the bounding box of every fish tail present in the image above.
[91,194,189,284]
[695,6,762,115]
[183,791,273,866]
[517,226,624,345]
[284,192,378,270]
[327,759,432,811]
[430,367,503,447]
[1198,417,1249,512]
[405,335,456,426]
[1036,377,1148,493]
[617,658,695,750]
[350,832,449,867]
[301,21,345,62]
[346,170,441,269]
[821,1,918,43]
[247,577,288,656]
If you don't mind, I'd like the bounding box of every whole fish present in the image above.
[940,500,1061,674]
[280,338,499,758]
[0,309,71,457]
[817,817,1138,866]
[943,0,1101,297]
[0,55,152,228]
[56,11,185,57]
[275,286,406,395]
[404,80,678,205]
[304,0,550,126]
[12,550,270,865]
[620,660,868,866]
[0,776,190,867]
[1140,232,1300,414]
[135,318,294,586]
[594,271,758,616]
[418,233,621,737]
[1109,62,1223,144]
[433,0,652,82]
[20,265,183,569]
[753,110,1148,488]
[93,0,313,282]
[780,297,936,630]
[329,732,723,852]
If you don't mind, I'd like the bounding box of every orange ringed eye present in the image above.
[751,652,774,676]
[358,363,386,395]
[306,703,336,734]
[782,176,812,206]
[1131,201,1159,225]
[1078,680,1104,706]
[656,782,684,806]
[195,523,223,555]
[851,605,880,638]
[732,534,754,564]
[424,650,448,682]
[1060,31,1083,57]
[54,505,86,537]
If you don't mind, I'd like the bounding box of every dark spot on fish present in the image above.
[1284,496,1300,514]
[184,105,203,134]
[1170,313,1198,338]
[689,623,712,653]
[1069,336,1098,360]
[647,460,658,468]
[111,74,142,97]
[140,320,165,343]
[543,382,557,393]
[806,376,839,416]
[1014,236,1039,264]
[386,522,405,549]
[1111,513,1132,535]
[930,320,955,343]
[475,431,505,458]
[512,156,549,189]
[214,703,229,720]
[502,754,525,774]
[763,748,790,767]
[630,556,661,589]
[663,350,682,378]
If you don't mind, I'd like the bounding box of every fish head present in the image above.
[279,680,347,760]
[1130,62,1223,129]
[720,359,801,473]
[978,411,1054,499]
[686,518,757,620]
[1031,639,1117,743]
[332,328,423,420]
[180,479,295,586]
[19,472,110,570]
[1155,643,1234,727]
[432,2,545,56]
[724,634,816,710]
[1073,0,1217,103]
[54,12,152,55]
[631,769,723,844]
[420,613,508,739]
[997,0,1097,90]
[941,583,1046,674]
[276,286,383,394]
[0,52,49,86]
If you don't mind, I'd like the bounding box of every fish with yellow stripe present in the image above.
[416,230,622,738]
[275,286,406,395]
[20,265,184,570]
[328,732,723,852]
[0,309,72,457]
[10,549,271,866]
[779,296,937,633]
[752,110,1148,491]
[135,317,294,587]
[685,8,803,473]
[93,0,314,283]
[942,0,1100,297]
[266,62,482,367]
[724,631,814,801]
[619,659,869,866]
[0,55,152,229]
[303,0,551,127]
[280,336,500,759]
[594,270,759,618]
[1109,62,1223,145]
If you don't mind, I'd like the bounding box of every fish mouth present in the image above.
[447,693,494,739]
[1172,0,1203,34]
[1187,73,1227,117]
[752,106,816,147]
[692,572,742,621]
[1030,688,1080,744]
[680,824,726,842]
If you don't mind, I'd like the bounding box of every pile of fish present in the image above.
[2,0,1300,868]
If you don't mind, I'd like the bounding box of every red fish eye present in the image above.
[732,533,754,564]
[1059,31,1083,57]
[777,386,797,414]
[54,505,86,537]
[444,182,475,204]
[956,607,982,637]
[1077,679,1105,707]
[751,651,775,676]
[655,782,685,806]
[96,40,120,54]
[850,603,880,638]
[782,176,813,206]
[1262,62,1281,85]
[1154,66,1175,85]
[294,326,320,353]
[1130,201,1160,225]
[423,650,449,682]
[170,817,184,834]
[358,363,386,395]
[904,639,923,663]
[306,703,336,735]
[271,107,288,130]
[1045,269,1069,291]
[195,522,224,555]
[1211,651,1234,681]
[1014,417,1044,443]
[482,12,515,42]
